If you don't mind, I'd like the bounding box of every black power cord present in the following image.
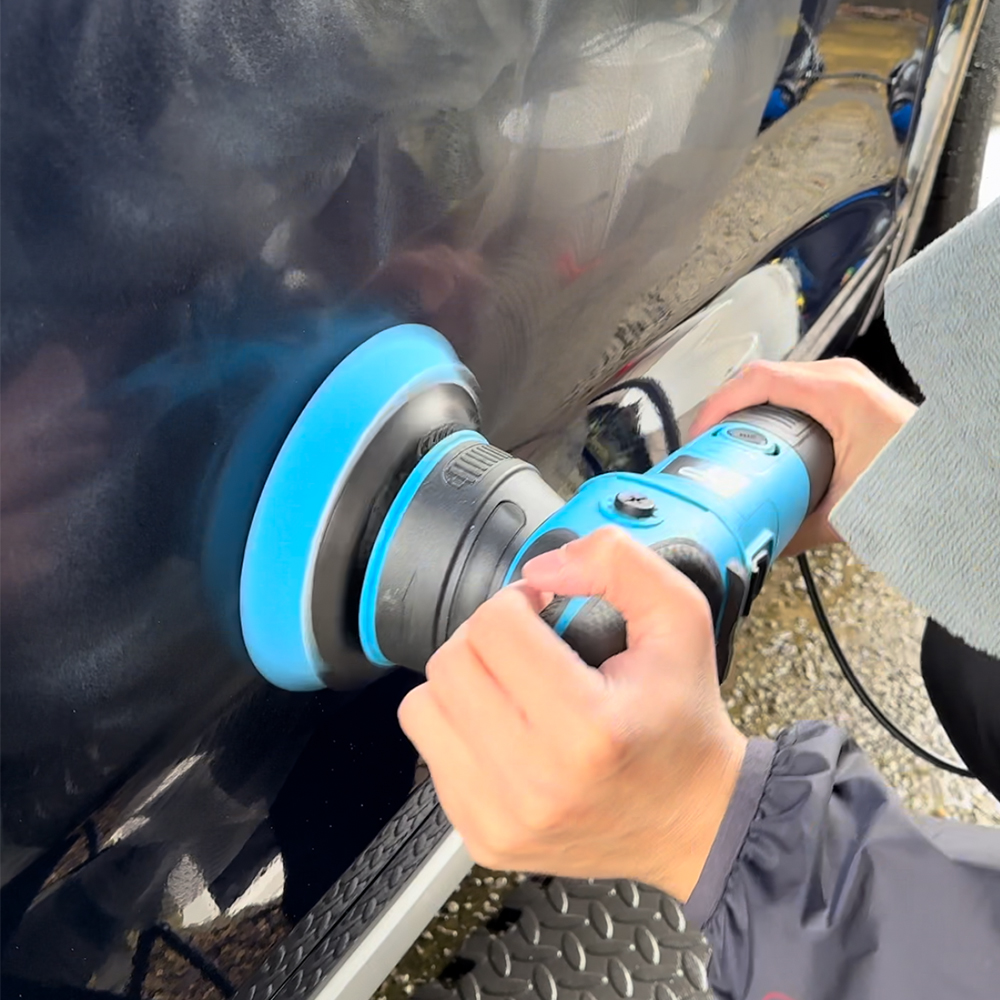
[798,553,973,778]
[589,378,682,454]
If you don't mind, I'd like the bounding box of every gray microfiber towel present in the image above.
[831,198,1000,657]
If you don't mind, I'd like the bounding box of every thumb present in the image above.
[521,527,713,651]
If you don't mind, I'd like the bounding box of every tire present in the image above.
[916,0,1000,246]
[851,0,999,398]
[416,877,712,1000]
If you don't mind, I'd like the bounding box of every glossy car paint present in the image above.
[0,0,985,995]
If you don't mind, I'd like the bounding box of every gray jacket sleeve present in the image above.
[684,722,1000,1000]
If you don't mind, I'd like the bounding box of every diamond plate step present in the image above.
[417,877,712,1000]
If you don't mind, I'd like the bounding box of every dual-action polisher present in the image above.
[237,324,834,691]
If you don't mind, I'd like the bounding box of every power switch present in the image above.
[726,426,768,446]
[741,548,771,614]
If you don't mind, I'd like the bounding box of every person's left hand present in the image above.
[398,527,747,900]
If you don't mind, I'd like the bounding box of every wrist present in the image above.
[646,726,748,901]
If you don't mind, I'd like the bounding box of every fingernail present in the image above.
[523,548,567,577]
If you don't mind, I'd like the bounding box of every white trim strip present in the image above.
[311,829,472,1000]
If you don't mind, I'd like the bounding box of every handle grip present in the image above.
[539,539,726,668]
[540,595,626,667]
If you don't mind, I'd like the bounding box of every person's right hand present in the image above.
[398,527,746,902]
[689,358,917,554]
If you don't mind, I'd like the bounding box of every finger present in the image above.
[687,360,827,438]
[521,527,712,654]
[423,635,533,771]
[397,684,511,838]
[461,584,606,726]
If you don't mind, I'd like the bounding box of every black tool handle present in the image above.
[538,539,726,668]
[539,595,627,667]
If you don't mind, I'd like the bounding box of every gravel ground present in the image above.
[375,544,999,1000]
[728,545,998,827]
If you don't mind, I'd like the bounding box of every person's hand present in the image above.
[398,527,747,900]
[689,358,917,554]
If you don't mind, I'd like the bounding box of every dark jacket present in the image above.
[686,723,1000,999]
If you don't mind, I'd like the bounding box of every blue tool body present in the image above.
[236,324,833,689]
[359,386,832,678]
[501,411,821,670]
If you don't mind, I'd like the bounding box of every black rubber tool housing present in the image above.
[310,381,480,686]
[371,437,564,671]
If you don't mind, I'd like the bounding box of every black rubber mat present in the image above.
[418,876,712,1000]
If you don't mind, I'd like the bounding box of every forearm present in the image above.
[686,722,1000,1000]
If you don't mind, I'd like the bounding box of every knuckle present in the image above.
[476,584,522,625]
[649,552,695,597]
[467,591,519,645]
[766,360,803,387]
[567,526,626,577]
[651,564,714,630]
[590,525,635,562]
[396,692,415,730]
[476,821,517,862]
[519,789,564,836]
[463,832,505,870]
[839,356,871,377]
[679,587,716,641]
[824,356,871,386]
[469,842,506,871]
[738,359,781,391]
[741,358,775,380]
[578,719,626,774]
[572,525,606,556]
[680,577,715,620]
[424,645,461,687]
[423,650,444,686]
[396,686,427,734]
